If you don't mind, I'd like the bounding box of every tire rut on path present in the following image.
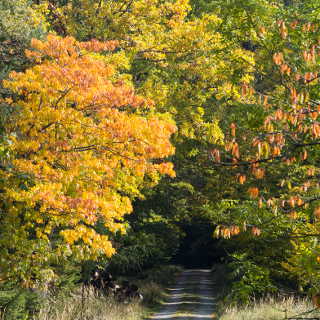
[148,269,217,320]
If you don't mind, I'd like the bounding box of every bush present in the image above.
[140,282,164,305]
[0,0,47,80]
[226,254,277,305]
[0,288,42,320]
[140,265,182,285]
[136,265,182,306]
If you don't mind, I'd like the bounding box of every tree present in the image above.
[45,0,256,270]
[0,35,176,286]
[0,0,47,148]
[0,0,47,80]
[207,1,320,296]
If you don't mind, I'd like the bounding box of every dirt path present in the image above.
[148,269,217,320]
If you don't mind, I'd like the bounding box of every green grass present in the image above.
[220,296,319,320]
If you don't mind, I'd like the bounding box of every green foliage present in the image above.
[0,0,46,43]
[0,0,47,154]
[190,0,276,34]
[189,0,320,300]
[282,238,320,295]
[0,288,42,320]
[227,254,277,305]
[109,236,161,275]
[0,0,47,79]
[50,262,81,296]
[141,265,182,285]
[135,265,182,305]
[109,221,182,274]
[2,0,320,305]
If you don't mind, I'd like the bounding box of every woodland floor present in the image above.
[147,269,218,320]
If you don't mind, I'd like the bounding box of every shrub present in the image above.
[226,254,277,305]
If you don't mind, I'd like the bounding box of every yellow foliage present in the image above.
[1,35,176,280]
[46,0,254,131]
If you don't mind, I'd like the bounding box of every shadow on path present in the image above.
[147,269,217,320]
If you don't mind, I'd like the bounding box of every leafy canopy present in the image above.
[0,35,175,285]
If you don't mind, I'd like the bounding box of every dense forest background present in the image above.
[1,0,320,318]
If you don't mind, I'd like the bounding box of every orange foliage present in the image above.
[251,226,261,236]
[314,208,320,219]
[248,187,259,199]
[3,35,176,258]
[238,174,247,184]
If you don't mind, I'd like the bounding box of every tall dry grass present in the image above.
[0,265,181,320]
[0,283,164,320]
[220,296,319,320]
[36,289,144,320]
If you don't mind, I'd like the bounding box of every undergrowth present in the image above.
[0,264,182,320]
[212,264,320,320]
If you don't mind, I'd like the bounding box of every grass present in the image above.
[138,265,183,306]
[37,289,144,320]
[2,266,318,320]
[0,265,182,320]
[211,264,320,320]
[140,281,164,306]
[220,296,319,320]
[34,265,182,320]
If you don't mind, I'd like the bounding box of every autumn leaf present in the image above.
[2,34,176,271]
[248,187,259,199]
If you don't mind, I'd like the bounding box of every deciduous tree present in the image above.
[0,35,175,285]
